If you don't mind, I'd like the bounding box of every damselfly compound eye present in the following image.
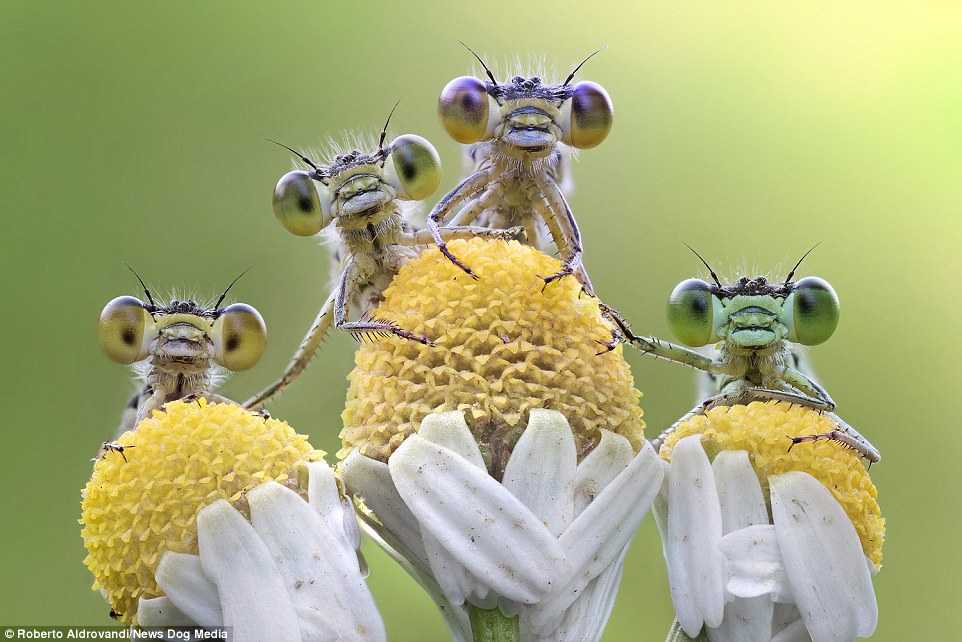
[666,278,716,347]
[560,81,613,149]
[272,170,331,237]
[786,276,839,345]
[97,296,151,364]
[438,76,493,144]
[213,303,267,371]
[384,134,442,201]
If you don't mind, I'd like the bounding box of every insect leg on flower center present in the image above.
[244,107,521,410]
[97,266,266,435]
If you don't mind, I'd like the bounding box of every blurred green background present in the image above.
[2,2,959,639]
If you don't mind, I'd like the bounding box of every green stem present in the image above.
[467,604,521,642]
[665,618,710,642]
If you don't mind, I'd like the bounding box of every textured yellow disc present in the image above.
[659,400,884,568]
[340,238,645,476]
[80,399,325,624]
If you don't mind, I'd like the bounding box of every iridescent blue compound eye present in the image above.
[272,171,329,237]
[438,76,491,144]
[667,279,715,346]
[561,81,613,149]
[787,277,839,345]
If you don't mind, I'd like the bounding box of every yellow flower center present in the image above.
[80,399,324,624]
[340,238,645,477]
[659,400,884,568]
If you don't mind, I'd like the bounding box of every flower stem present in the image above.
[467,605,521,642]
[665,618,710,642]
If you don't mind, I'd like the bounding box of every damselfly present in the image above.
[613,248,879,462]
[244,109,520,409]
[97,269,266,435]
[429,46,613,294]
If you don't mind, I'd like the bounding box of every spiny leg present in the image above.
[770,364,837,412]
[786,411,880,464]
[335,257,432,346]
[427,166,500,278]
[403,223,524,247]
[243,291,337,409]
[530,175,590,293]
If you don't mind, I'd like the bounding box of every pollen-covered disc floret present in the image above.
[80,399,324,624]
[341,238,645,468]
[659,400,883,567]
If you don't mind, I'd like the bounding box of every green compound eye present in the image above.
[212,303,267,371]
[786,276,839,345]
[384,134,442,201]
[667,279,716,347]
[272,171,331,237]
[438,76,493,144]
[97,296,151,364]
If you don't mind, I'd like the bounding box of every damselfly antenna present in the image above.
[784,242,822,285]
[266,138,321,172]
[214,266,252,311]
[123,262,156,308]
[681,241,722,288]
[459,41,498,86]
[378,99,402,158]
[563,46,607,87]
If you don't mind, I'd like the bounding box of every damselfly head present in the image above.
[98,275,267,371]
[271,119,441,236]
[666,260,840,352]
[438,47,613,152]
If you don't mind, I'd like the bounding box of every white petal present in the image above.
[154,551,223,626]
[389,434,567,604]
[530,541,630,642]
[340,449,432,572]
[196,499,301,642]
[711,450,768,533]
[421,524,491,607]
[770,471,878,642]
[531,441,663,629]
[293,604,340,642]
[416,410,486,469]
[771,617,813,642]
[137,596,196,627]
[665,435,726,635]
[707,596,773,642]
[246,482,385,642]
[571,429,634,517]
[306,461,353,552]
[502,409,578,537]
[719,525,791,601]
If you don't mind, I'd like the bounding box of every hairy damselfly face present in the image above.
[271,134,441,235]
[666,274,839,357]
[97,294,266,372]
[438,64,613,157]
